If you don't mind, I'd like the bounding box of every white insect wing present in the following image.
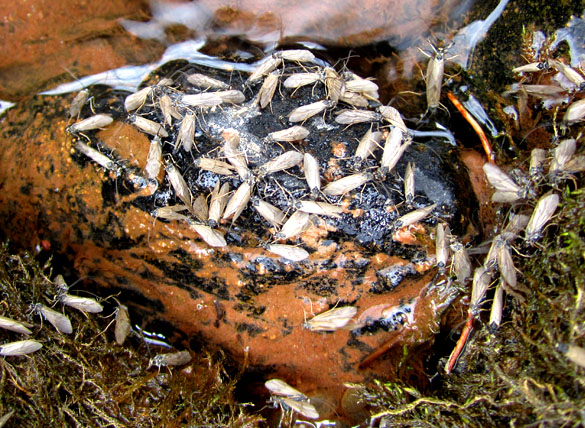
[296,200,343,218]
[355,128,382,161]
[115,305,131,345]
[69,89,89,118]
[277,49,316,62]
[550,139,576,174]
[222,180,253,221]
[335,109,380,125]
[396,203,437,228]
[186,73,229,89]
[258,72,279,108]
[265,244,309,262]
[0,315,32,335]
[125,86,152,111]
[322,173,372,196]
[380,129,410,174]
[265,379,306,399]
[0,339,43,356]
[144,138,162,180]
[181,92,223,108]
[345,78,379,93]
[279,397,320,419]
[340,91,369,107]
[178,112,196,152]
[61,294,104,313]
[471,266,492,309]
[303,153,321,194]
[75,142,117,171]
[69,114,113,132]
[166,164,192,207]
[526,193,559,240]
[497,243,517,287]
[269,126,310,142]
[36,304,73,334]
[288,101,329,122]
[483,163,521,193]
[304,306,357,331]
[378,105,408,133]
[190,224,227,247]
[216,90,246,104]
[283,73,321,88]
[259,151,304,175]
[253,198,285,227]
[248,56,282,82]
[563,98,585,123]
[426,51,445,109]
[223,132,250,180]
[277,210,311,240]
[208,182,230,225]
[489,281,504,331]
[195,158,235,176]
[150,350,191,367]
[132,116,169,138]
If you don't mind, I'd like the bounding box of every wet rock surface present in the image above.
[0,55,477,419]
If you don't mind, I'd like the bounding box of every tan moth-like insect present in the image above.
[125,86,153,112]
[482,163,524,203]
[512,61,547,74]
[322,172,373,196]
[303,306,357,332]
[165,163,193,208]
[354,128,382,164]
[0,315,32,335]
[222,179,254,222]
[181,92,223,108]
[265,378,320,420]
[379,128,411,178]
[295,200,343,218]
[114,304,131,346]
[60,294,104,313]
[257,72,279,109]
[252,197,286,228]
[144,137,163,181]
[191,194,209,222]
[549,138,576,176]
[303,153,321,196]
[189,223,227,247]
[525,192,559,244]
[450,241,472,284]
[151,205,189,221]
[268,126,310,142]
[529,148,546,179]
[177,111,196,152]
[288,100,333,123]
[76,141,119,172]
[69,89,89,118]
[68,114,113,133]
[257,151,304,176]
[563,98,585,123]
[33,303,73,334]
[435,223,450,269]
[339,91,369,107]
[489,279,504,332]
[265,243,309,262]
[158,93,174,127]
[550,59,585,90]
[223,130,250,180]
[149,350,192,368]
[394,203,437,228]
[335,109,382,125]
[420,43,450,111]
[247,56,283,83]
[194,158,236,176]
[404,161,415,206]
[275,210,311,240]
[130,115,169,138]
[275,49,316,63]
[208,182,230,227]
[557,343,585,369]
[0,339,43,356]
[324,66,345,105]
[186,73,229,90]
[283,72,322,89]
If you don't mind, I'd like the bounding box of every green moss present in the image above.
[0,244,263,427]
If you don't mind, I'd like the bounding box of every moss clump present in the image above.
[0,243,263,427]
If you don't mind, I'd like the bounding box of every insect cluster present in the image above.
[442,51,585,372]
[65,49,467,264]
